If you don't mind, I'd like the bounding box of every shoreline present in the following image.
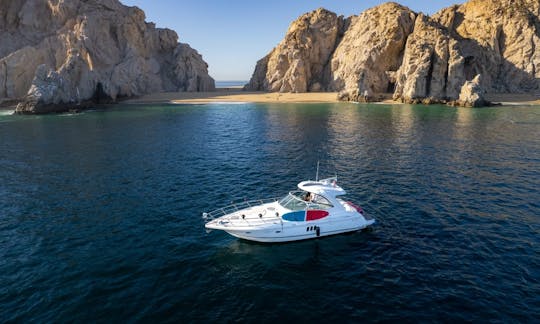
[124,90,540,106]
[2,91,539,114]
[484,93,540,106]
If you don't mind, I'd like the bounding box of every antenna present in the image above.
[316,161,320,181]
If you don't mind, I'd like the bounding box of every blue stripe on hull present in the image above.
[281,210,305,222]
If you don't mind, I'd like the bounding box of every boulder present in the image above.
[457,74,487,107]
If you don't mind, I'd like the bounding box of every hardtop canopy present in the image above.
[297,178,346,198]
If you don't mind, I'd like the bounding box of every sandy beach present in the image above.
[125,90,340,104]
[124,89,540,106]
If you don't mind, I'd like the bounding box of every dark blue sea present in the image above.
[0,103,539,322]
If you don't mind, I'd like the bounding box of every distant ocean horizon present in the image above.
[215,80,247,88]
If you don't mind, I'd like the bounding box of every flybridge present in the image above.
[297,177,346,198]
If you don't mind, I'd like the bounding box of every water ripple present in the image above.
[0,103,538,321]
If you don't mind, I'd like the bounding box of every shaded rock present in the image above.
[434,0,540,93]
[394,0,540,102]
[0,0,214,114]
[245,55,271,91]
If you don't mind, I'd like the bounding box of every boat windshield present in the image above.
[278,191,333,211]
[278,192,307,211]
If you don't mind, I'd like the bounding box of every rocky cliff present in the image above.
[0,0,215,114]
[246,8,343,93]
[328,3,416,101]
[246,0,540,105]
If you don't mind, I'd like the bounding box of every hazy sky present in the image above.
[120,1,462,81]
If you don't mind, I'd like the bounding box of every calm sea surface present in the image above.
[0,103,539,322]
[215,81,247,88]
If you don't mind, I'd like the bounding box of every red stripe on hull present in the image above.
[306,210,329,221]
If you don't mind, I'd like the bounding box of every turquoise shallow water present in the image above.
[0,103,539,321]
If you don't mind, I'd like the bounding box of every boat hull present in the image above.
[226,223,374,242]
[206,215,375,243]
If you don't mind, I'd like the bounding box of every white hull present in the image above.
[225,221,374,243]
[203,177,376,243]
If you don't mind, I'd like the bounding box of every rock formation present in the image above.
[246,8,343,93]
[392,13,464,103]
[456,74,487,107]
[328,3,416,100]
[247,0,540,106]
[0,0,214,114]
[432,0,540,93]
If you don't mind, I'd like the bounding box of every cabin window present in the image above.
[307,194,333,210]
[279,191,333,211]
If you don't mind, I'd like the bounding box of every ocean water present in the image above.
[215,80,247,88]
[0,103,539,322]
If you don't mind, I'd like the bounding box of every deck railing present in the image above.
[202,198,280,223]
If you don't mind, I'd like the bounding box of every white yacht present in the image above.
[203,177,375,243]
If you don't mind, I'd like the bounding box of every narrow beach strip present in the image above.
[125,91,340,104]
[124,91,540,106]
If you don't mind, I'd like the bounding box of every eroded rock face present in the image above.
[393,14,464,103]
[246,4,416,96]
[395,0,540,103]
[433,0,540,93]
[248,0,540,106]
[329,3,416,100]
[0,0,214,114]
[245,8,343,92]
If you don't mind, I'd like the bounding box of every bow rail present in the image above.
[202,198,280,223]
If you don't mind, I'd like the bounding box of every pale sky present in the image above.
[120,1,463,81]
